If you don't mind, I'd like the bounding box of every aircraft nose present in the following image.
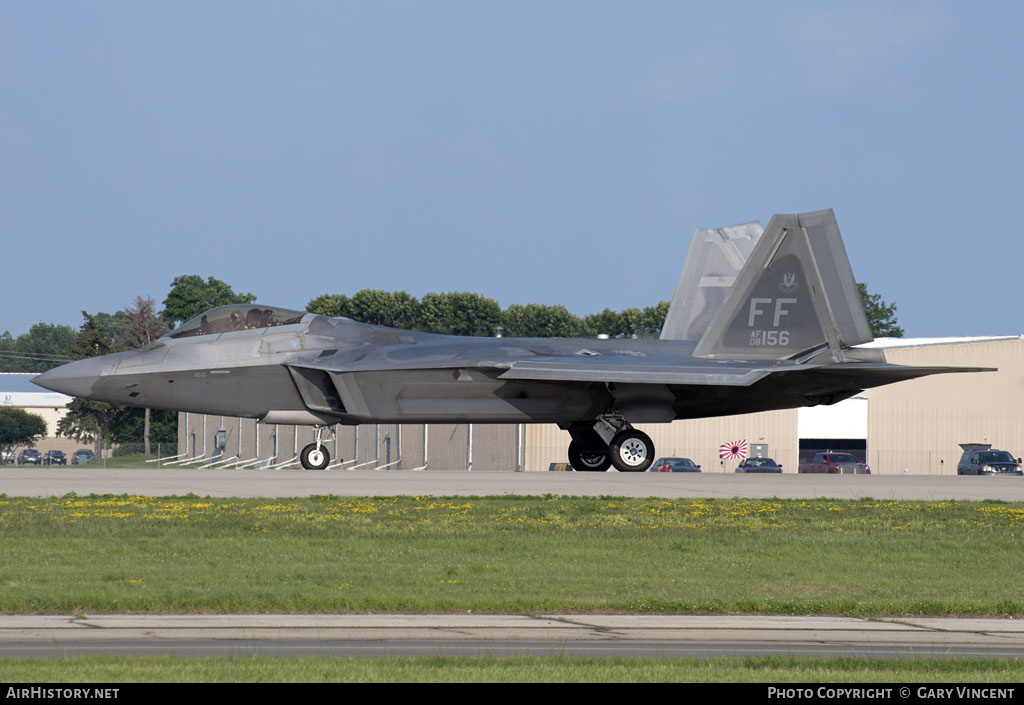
[33,357,108,398]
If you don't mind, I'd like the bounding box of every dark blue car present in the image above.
[736,457,783,473]
[17,449,41,465]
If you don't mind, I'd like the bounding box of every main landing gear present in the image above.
[300,426,331,470]
[565,415,655,473]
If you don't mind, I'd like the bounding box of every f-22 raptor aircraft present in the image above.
[35,209,979,471]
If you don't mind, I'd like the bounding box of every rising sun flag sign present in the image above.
[718,439,749,460]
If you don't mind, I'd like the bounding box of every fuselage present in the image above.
[33,310,886,427]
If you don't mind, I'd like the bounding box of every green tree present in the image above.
[71,312,121,358]
[618,308,646,338]
[308,290,421,328]
[109,408,178,447]
[0,332,12,371]
[0,408,47,463]
[581,302,669,339]
[639,301,670,338]
[419,292,502,336]
[57,398,121,458]
[500,304,581,338]
[306,293,353,318]
[161,275,256,329]
[857,283,904,338]
[581,308,625,338]
[116,297,170,455]
[348,290,420,329]
[0,323,78,373]
[90,311,129,350]
[118,297,166,349]
[305,289,669,340]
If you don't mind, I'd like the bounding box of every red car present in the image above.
[799,452,870,474]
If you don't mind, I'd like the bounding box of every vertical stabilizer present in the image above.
[691,209,873,360]
[660,222,762,341]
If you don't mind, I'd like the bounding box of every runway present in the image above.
[3,614,1024,659]
[2,466,1024,500]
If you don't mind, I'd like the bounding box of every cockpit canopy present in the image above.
[164,304,309,339]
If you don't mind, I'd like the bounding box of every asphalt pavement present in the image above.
[3,614,1024,659]
[3,467,1024,500]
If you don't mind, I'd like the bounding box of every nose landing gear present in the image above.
[300,426,331,470]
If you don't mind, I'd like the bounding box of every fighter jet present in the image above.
[35,209,982,471]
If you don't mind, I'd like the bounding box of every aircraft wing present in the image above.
[292,353,773,387]
[495,360,772,386]
[498,360,992,387]
[291,336,778,387]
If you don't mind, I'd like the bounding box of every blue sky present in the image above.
[1,1,1021,338]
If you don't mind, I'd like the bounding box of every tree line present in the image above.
[307,291,671,339]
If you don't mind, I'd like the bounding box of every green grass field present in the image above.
[1,494,1022,615]
[3,654,1024,683]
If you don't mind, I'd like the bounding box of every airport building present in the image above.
[0,373,79,455]
[174,335,1024,475]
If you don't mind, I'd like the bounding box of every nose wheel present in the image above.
[300,426,331,470]
[300,443,330,470]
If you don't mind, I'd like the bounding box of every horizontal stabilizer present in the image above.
[812,363,995,386]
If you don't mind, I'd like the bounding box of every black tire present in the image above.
[300,443,330,470]
[568,441,611,472]
[608,429,655,472]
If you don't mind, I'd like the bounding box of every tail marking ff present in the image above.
[692,209,873,360]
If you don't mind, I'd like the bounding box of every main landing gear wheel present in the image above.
[608,429,654,472]
[300,443,330,470]
[568,441,611,472]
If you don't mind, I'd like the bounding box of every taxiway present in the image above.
[2,467,1023,500]
[3,614,1024,659]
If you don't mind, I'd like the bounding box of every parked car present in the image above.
[17,449,41,465]
[71,449,95,465]
[44,450,67,465]
[798,452,870,474]
[1,449,14,464]
[957,448,1022,476]
[736,457,783,473]
[649,457,701,472]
